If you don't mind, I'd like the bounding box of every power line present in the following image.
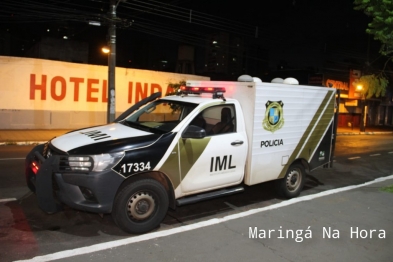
[119,0,256,35]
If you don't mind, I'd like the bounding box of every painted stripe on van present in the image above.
[159,137,211,189]
[278,90,335,178]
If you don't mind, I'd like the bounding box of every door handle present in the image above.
[231,140,244,146]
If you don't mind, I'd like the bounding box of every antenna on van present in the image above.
[213,91,226,101]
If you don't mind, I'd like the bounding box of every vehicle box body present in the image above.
[187,80,336,186]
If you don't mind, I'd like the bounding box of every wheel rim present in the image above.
[286,168,302,192]
[127,191,155,221]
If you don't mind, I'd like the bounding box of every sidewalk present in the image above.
[0,125,392,145]
[338,125,393,135]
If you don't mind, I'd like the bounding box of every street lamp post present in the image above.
[107,0,117,123]
[359,99,366,132]
[356,84,366,132]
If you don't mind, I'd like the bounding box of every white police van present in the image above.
[25,75,338,234]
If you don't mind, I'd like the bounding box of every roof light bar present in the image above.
[179,86,226,101]
[180,86,226,94]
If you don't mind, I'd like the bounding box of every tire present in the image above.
[278,163,305,198]
[112,179,169,234]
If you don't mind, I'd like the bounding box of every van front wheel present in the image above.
[112,179,169,234]
[278,164,305,198]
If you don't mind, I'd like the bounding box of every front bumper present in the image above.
[25,145,125,214]
[54,168,124,213]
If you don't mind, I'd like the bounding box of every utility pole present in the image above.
[107,0,117,123]
[360,97,367,132]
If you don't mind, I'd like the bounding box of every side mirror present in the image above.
[182,125,206,139]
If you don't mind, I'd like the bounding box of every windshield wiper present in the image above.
[123,121,166,134]
[123,121,144,129]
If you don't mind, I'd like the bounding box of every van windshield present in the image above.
[121,100,197,134]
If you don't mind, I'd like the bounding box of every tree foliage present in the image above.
[166,80,186,96]
[354,0,391,97]
[354,0,393,56]
[165,80,186,113]
[358,74,389,98]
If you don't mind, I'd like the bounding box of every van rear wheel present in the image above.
[112,179,169,234]
[278,163,305,198]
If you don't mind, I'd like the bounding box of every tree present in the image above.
[354,0,393,56]
[166,80,186,96]
[165,80,186,113]
[354,0,392,98]
[358,74,388,98]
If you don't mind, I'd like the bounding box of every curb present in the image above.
[337,131,393,136]
[0,141,47,146]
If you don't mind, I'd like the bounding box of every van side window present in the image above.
[189,112,206,130]
[189,105,236,135]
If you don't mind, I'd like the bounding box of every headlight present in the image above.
[65,152,124,172]
[68,156,92,170]
[91,152,124,172]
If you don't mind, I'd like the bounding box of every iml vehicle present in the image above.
[26,75,338,234]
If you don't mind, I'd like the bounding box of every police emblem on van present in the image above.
[262,100,284,133]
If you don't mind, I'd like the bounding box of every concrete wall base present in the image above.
[0,110,117,129]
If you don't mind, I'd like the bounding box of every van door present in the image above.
[178,104,247,194]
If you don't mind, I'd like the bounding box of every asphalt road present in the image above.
[0,134,393,262]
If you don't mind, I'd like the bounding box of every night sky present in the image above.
[0,0,380,80]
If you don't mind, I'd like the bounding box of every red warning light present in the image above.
[31,161,39,175]
[180,86,226,93]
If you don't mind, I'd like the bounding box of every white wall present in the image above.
[0,56,209,129]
